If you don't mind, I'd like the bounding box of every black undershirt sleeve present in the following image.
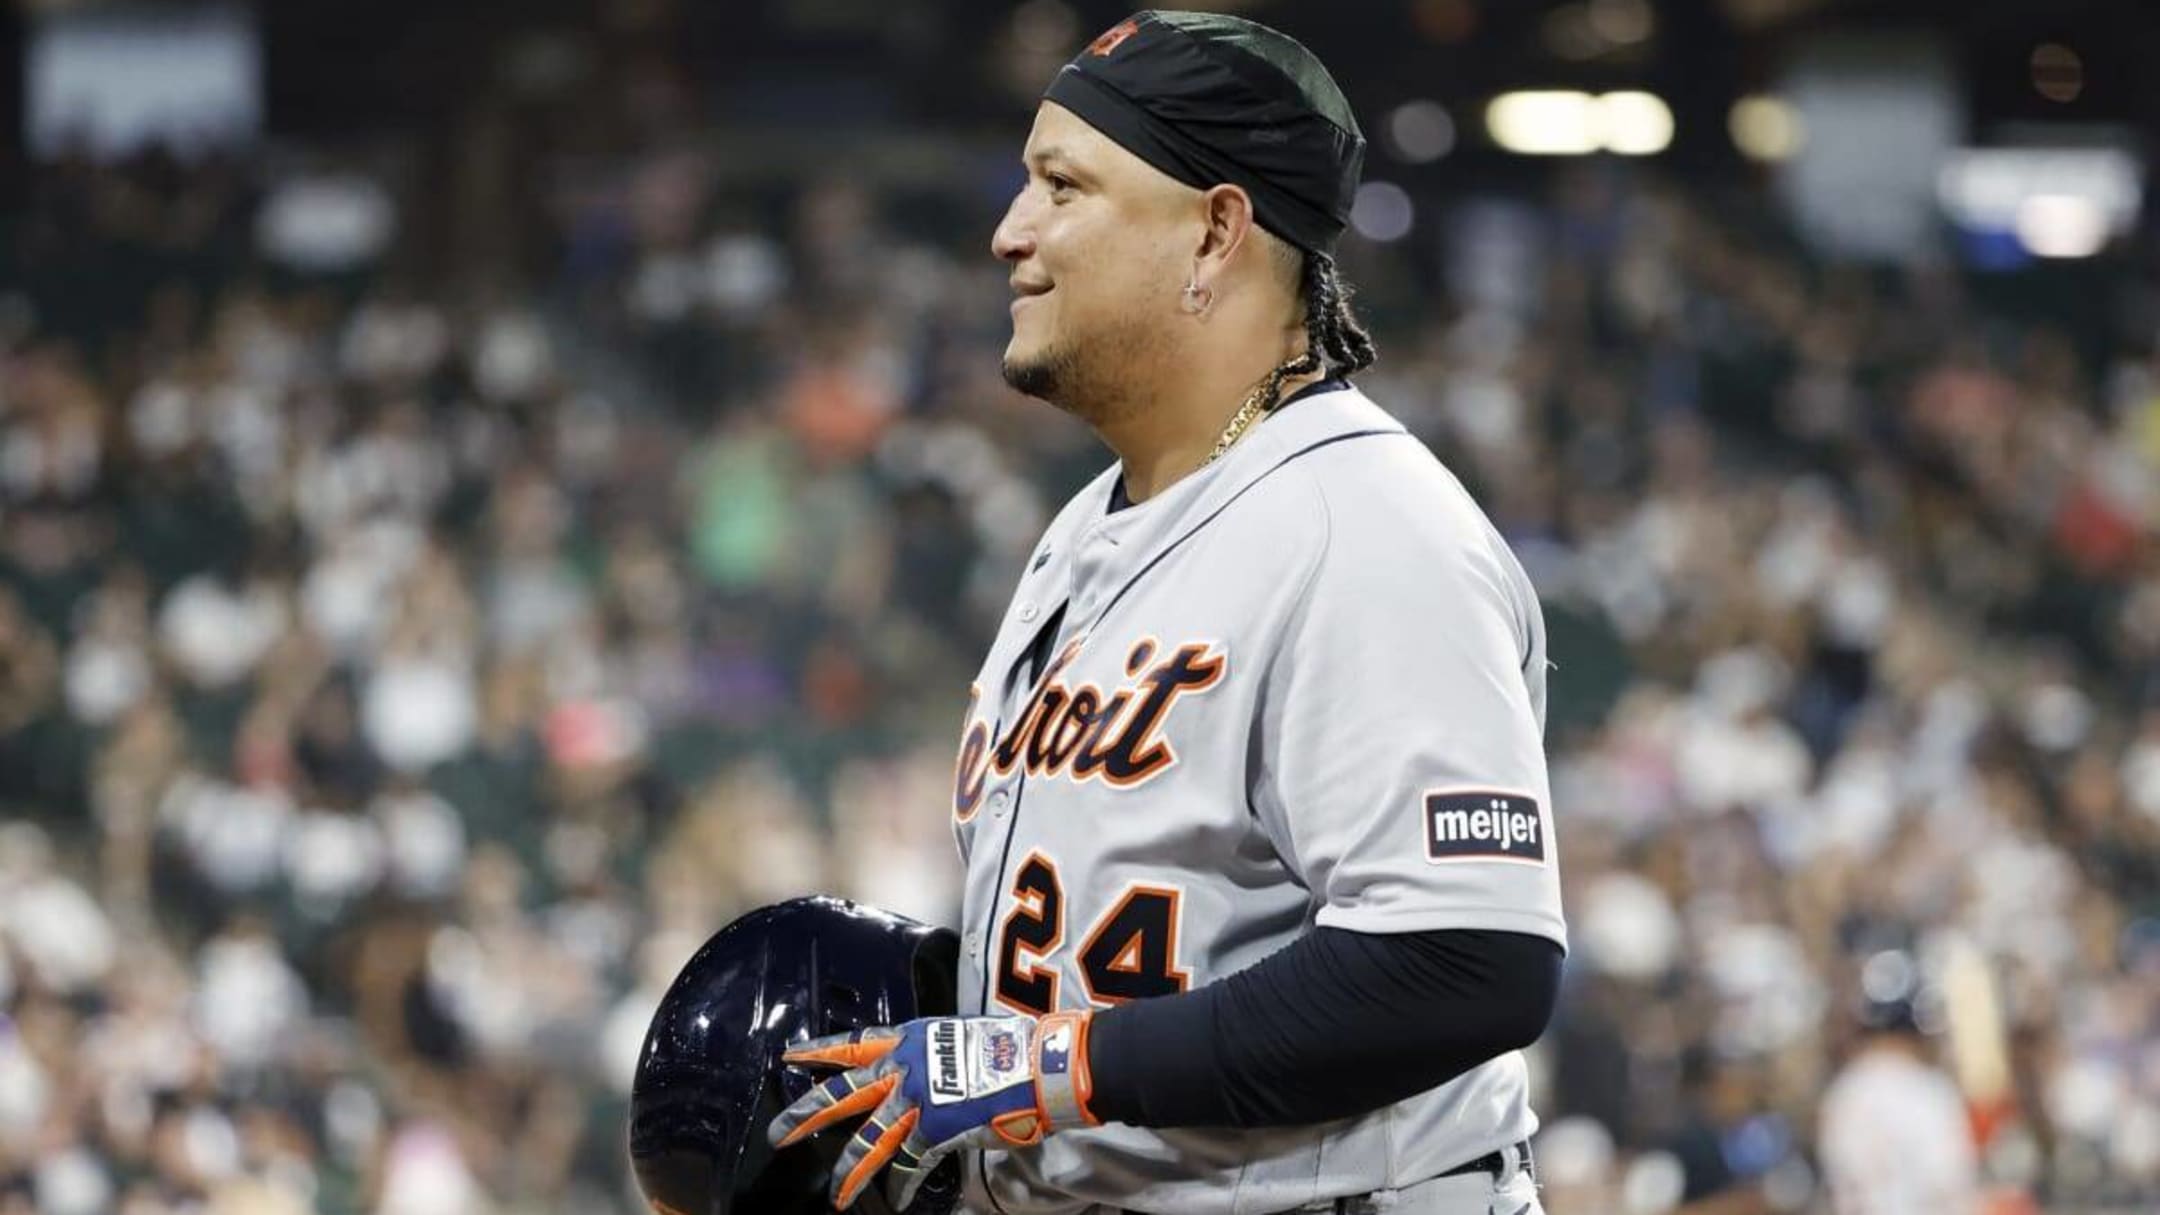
[1085,927,1562,1129]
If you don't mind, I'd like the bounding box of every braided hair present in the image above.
[1251,250,1379,416]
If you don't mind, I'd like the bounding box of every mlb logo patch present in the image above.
[1424,790,1545,865]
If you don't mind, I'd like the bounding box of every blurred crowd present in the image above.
[1,128,2157,1215]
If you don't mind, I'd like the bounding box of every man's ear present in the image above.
[1191,184,1258,283]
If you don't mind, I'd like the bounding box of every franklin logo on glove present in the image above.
[930,1021,965,1104]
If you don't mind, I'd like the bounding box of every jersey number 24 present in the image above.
[995,851,1192,1015]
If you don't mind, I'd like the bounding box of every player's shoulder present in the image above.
[1277,387,1504,559]
[1255,386,1540,638]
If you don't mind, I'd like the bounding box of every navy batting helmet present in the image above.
[628,896,964,1215]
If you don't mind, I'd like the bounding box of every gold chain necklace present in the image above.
[1203,365,1301,467]
[1202,384,1271,466]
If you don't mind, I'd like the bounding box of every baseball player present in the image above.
[769,11,1566,1214]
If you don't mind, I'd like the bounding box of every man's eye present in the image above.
[1046,175,1074,193]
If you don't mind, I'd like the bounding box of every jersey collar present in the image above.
[1061,383,1409,625]
[1096,380,1404,522]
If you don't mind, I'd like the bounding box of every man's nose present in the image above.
[991,192,1036,262]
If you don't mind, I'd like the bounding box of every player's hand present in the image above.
[767,1009,1098,1210]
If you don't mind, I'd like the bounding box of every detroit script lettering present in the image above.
[955,637,1226,817]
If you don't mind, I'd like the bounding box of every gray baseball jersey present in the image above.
[950,384,1566,1215]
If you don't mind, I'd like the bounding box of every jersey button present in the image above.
[964,932,982,960]
[1017,603,1038,623]
[989,790,1010,816]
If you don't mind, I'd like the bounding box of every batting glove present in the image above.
[766,1009,1099,1210]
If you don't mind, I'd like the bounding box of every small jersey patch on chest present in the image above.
[1423,790,1545,864]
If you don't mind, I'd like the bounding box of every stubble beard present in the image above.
[1001,313,1163,431]
[1001,342,1081,410]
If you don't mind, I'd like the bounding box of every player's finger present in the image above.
[831,1105,920,1210]
[781,1029,861,1062]
[783,1028,901,1070]
[883,1136,942,1212]
[769,1072,896,1149]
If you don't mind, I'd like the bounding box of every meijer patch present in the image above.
[1424,791,1545,864]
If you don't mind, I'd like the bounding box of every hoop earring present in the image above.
[1182,278,1212,315]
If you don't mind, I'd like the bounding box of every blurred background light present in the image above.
[1386,99,1457,163]
[1350,180,1416,242]
[1487,91,1671,157]
[1487,91,1601,155]
[1595,92,1673,156]
[1586,0,1656,48]
[2030,42,2085,103]
[1938,145,2142,262]
[27,4,260,159]
[2015,194,2110,258]
[1729,95,1804,161]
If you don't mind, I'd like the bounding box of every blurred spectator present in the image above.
[1663,1052,1773,1215]
[1817,974,1982,1215]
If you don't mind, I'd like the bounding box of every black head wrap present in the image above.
[1044,11,1365,256]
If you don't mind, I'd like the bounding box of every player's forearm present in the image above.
[1083,926,1562,1129]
